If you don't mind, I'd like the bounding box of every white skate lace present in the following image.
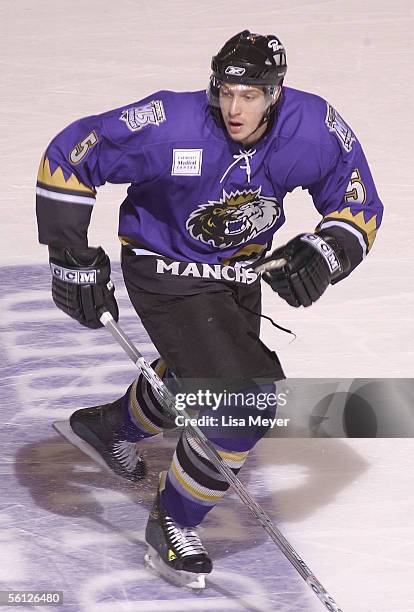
[111,440,142,473]
[165,515,206,558]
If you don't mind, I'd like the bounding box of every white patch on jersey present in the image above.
[325,103,356,152]
[120,100,166,132]
[171,149,203,176]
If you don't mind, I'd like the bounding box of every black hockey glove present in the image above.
[259,232,350,307]
[49,246,119,328]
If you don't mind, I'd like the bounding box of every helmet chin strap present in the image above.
[244,113,269,144]
[240,100,277,147]
[239,87,281,146]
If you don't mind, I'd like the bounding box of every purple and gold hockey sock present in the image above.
[160,382,278,526]
[160,430,250,526]
[120,358,175,440]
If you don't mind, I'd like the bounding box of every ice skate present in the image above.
[144,473,212,589]
[53,399,147,482]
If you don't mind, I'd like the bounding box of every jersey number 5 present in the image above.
[344,168,366,205]
[69,131,98,165]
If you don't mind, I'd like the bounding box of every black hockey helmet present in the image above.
[208,30,287,131]
[211,30,287,88]
[207,30,287,130]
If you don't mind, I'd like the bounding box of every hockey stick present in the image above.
[100,310,343,612]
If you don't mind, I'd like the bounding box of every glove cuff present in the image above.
[49,245,105,267]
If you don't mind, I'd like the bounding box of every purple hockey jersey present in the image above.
[36,87,383,270]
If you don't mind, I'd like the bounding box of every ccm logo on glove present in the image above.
[300,233,341,275]
[48,245,119,328]
[259,231,350,308]
[50,263,97,284]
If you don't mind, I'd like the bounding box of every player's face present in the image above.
[219,83,277,146]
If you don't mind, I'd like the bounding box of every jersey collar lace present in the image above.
[220,148,256,184]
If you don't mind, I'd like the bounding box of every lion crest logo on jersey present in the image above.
[186,188,281,248]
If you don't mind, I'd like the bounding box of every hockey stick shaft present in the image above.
[100,311,343,612]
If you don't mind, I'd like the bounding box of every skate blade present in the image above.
[144,547,206,590]
[53,420,111,473]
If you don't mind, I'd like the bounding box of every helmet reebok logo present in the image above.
[186,188,281,248]
[224,66,246,76]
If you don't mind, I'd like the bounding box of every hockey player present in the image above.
[36,31,383,588]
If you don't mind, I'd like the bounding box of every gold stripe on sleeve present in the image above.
[37,155,96,195]
[322,207,378,251]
